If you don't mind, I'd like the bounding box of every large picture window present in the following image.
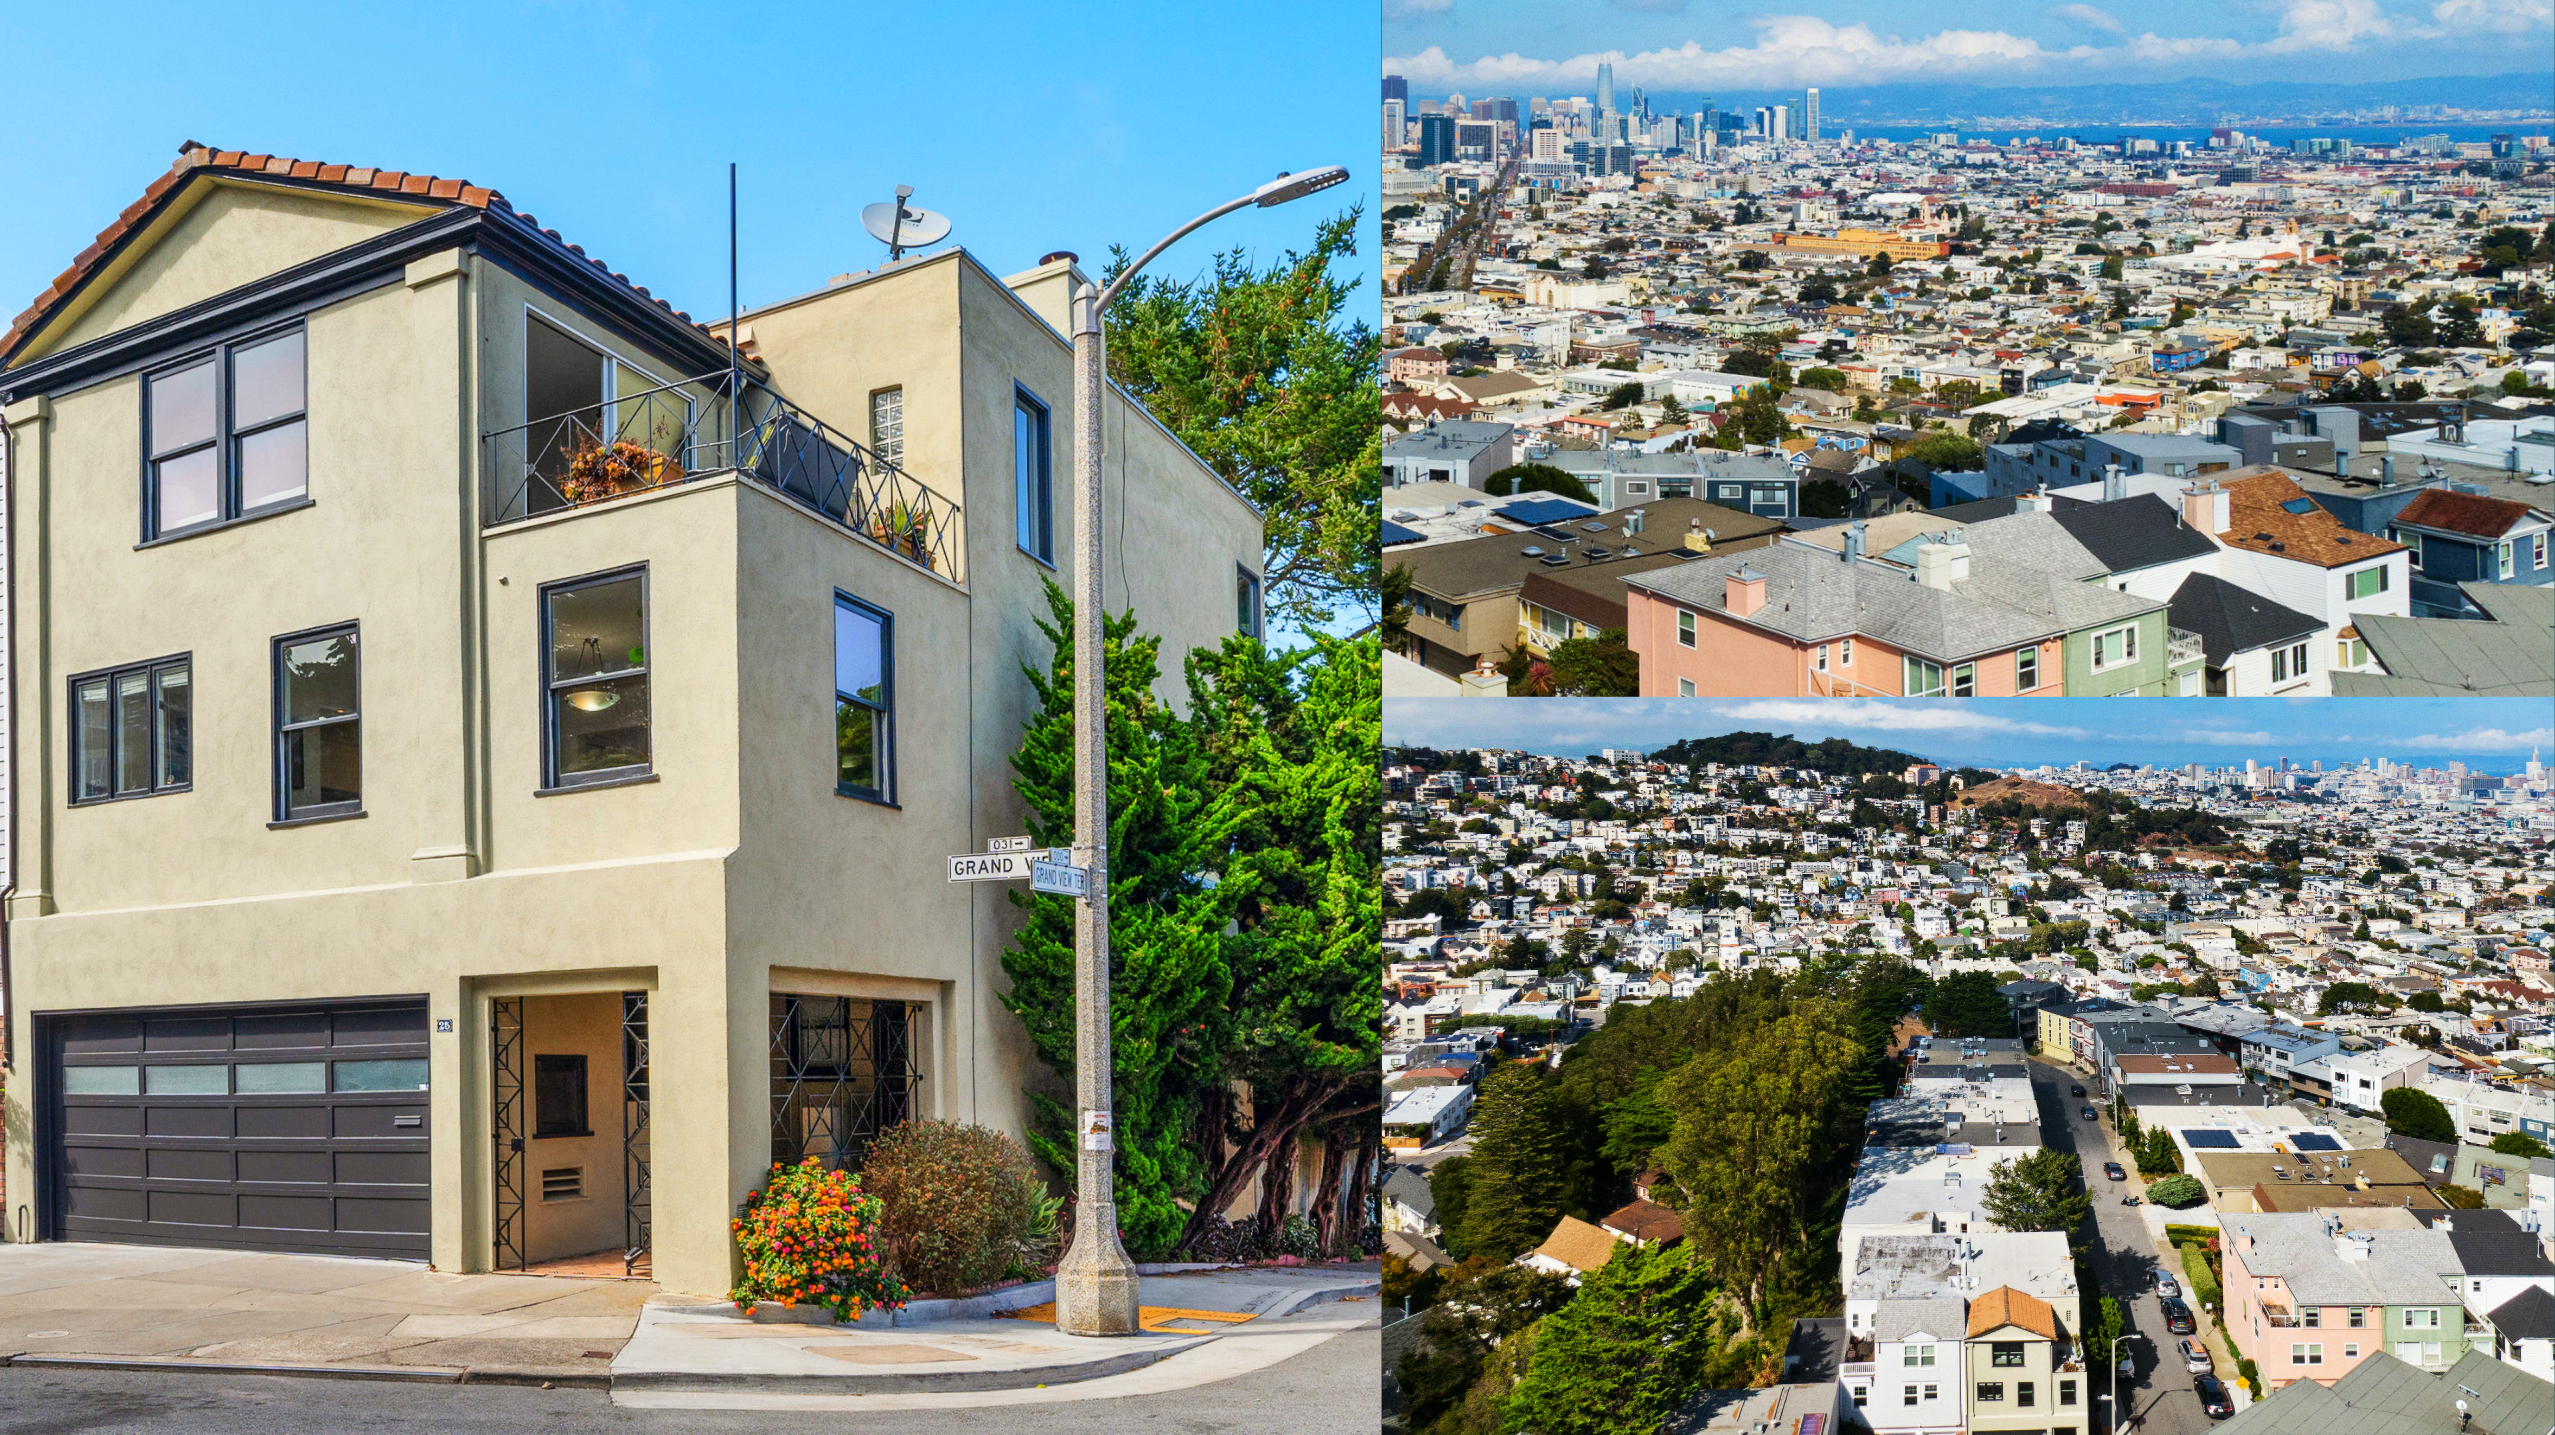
[71,656,191,803]
[1015,387,1053,562]
[2345,564,2389,600]
[144,326,308,540]
[543,569,651,789]
[1904,657,1945,697]
[274,624,360,821]
[835,594,894,804]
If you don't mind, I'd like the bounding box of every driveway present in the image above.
[2024,1060,2215,1435]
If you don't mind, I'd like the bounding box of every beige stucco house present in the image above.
[0,145,1262,1297]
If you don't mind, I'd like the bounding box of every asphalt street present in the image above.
[2025,1059,2217,1435]
[0,1324,1380,1435]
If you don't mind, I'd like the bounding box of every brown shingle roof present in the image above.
[1599,1198,1685,1246]
[5,141,703,366]
[1523,1215,1620,1276]
[2217,467,2406,570]
[2393,487,2547,540]
[1967,1284,2058,1339]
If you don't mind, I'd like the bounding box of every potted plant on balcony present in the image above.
[563,438,681,506]
[865,500,935,570]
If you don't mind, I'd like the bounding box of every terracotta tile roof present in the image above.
[1522,1215,1620,1276]
[5,141,703,366]
[2392,487,2547,540]
[1967,1284,2058,1339]
[2216,466,2406,570]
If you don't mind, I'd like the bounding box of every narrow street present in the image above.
[2023,1059,2218,1435]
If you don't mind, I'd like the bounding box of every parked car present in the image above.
[2180,1336,2212,1372]
[2163,1298,2195,1334]
[2070,1083,2086,1097]
[2195,1373,2233,1418]
[2105,1161,2128,1181]
[2083,1106,2100,1121]
[2157,1274,2181,1300]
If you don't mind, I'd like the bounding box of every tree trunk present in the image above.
[1174,1078,1335,1255]
[1311,1123,1350,1256]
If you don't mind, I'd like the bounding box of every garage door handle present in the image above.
[395,1116,423,1128]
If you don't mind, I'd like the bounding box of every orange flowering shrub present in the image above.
[729,1158,909,1322]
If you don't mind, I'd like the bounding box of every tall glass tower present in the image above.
[1805,87,1821,142]
[1596,62,1614,116]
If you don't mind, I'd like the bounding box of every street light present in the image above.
[1053,164,1349,1338]
[2105,1332,2146,1432]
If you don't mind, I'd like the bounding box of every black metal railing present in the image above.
[769,994,919,1173]
[492,996,526,1272]
[483,370,966,581]
[622,991,652,1278]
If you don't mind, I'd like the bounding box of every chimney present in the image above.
[1915,536,1971,591]
[2181,481,2229,536]
[2379,454,2395,486]
[2017,490,2053,515]
[1686,519,1714,553]
[1626,508,1647,536]
[1726,568,1768,616]
[1844,521,1869,563]
[2103,463,2127,503]
[2337,1229,2374,1262]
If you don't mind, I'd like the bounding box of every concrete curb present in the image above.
[606,1335,1212,1394]
[2,1352,467,1384]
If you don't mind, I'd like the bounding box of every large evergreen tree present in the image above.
[1980,1149,2093,1234]
[1500,1243,1719,1435]
[1459,1060,1586,1262]
[1000,584,1229,1258]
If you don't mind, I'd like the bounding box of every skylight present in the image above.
[2280,497,2317,514]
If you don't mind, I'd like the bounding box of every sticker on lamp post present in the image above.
[1031,859,1092,898]
[1081,1110,1113,1152]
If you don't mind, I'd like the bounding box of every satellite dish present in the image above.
[862,186,952,260]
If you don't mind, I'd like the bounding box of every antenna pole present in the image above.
[728,162,740,468]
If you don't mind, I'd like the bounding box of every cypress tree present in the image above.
[1460,1060,1582,1262]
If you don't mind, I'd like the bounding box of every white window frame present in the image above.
[1677,610,1697,648]
[2345,564,2389,600]
[2390,527,2422,565]
[2405,1308,2439,1329]
[2498,541,2514,579]
[1905,657,1945,697]
[1678,677,1696,697]
[2091,624,2138,672]
[1839,637,1852,666]
[1815,644,1829,671]
[2016,645,2038,690]
[1951,661,1976,697]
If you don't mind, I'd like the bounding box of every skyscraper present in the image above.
[1417,113,1456,168]
[1596,62,1614,116]
[1383,99,1405,152]
[1805,87,1820,142]
[1383,74,1408,104]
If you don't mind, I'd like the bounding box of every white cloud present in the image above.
[2390,726,2555,752]
[2050,3,2125,33]
[1715,699,2088,737]
[2433,0,2553,31]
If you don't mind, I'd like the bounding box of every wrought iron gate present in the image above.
[622,991,652,1276]
[769,995,918,1171]
[491,996,526,1271]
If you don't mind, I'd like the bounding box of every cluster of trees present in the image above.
[1002,600,1380,1260]
[1649,732,1927,778]
[1399,958,1926,1431]
[1923,970,2013,1038]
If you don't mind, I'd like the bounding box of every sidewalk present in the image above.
[0,1241,1377,1405]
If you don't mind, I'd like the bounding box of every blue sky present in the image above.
[0,0,1376,352]
[1383,697,2555,772]
[1385,0,2555,93]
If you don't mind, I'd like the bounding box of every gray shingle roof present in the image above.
[2169,572,2324,664]
[1871,1294,1966,1344]
[2229,1212,2459,1306]
[2338,582,2555,696]
[2051,493,2223,573]
[2213,1349,2552,1435]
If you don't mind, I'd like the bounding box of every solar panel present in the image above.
[1533,525,1580,542]
[1382,521,1426,547]
[2289,1132,2342,1152]
[1498,498,1591,526]
[2183,1130,2241,1149]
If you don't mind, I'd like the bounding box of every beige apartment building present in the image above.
[0,146,1262,1296]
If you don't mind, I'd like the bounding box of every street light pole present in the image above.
[2110,1332,2145,1432]
[1052,165,1348,1338]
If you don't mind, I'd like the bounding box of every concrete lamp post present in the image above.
[1053,163,1348,1337]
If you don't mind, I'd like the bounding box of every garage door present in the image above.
[47,999,431,1257]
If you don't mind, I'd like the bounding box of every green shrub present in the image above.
[730,1158,909,1322]
[2180,1241,2222,1309]
[2145,1174,2206,1208]
[2164,1223,2219,1243]
[2235,1356,2260,1397]
[861,1120,1056,1296]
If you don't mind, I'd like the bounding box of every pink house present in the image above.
[2220,1214,2473,1392]
[1623,541,2065,699]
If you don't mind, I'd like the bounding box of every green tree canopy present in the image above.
[2489,1131,2553,1161]
[1458,1060,1589,1262]
[1925,971,2012,1038]
[2381,1087,2457,1144]
[1484,463,1595,503]
[1101,210,1379,628]
[1980,1148,2093,1234]
[2145,1174,2205,1208]
[1500,1242,1719,1435]
[1548,627,1640,697]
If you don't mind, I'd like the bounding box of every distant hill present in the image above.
[1951,776,2091,812]
[1651,731,1929,778]
[1631,73,2553,128]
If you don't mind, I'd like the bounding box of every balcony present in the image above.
[482,369,965,582]
[2168,626,2206,670]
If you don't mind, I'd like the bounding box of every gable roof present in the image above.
[2337,582,2555,696]
[2051,493,2222,573]
[5,142,707,368]
[2391,486,2549,541]
[2484,1283,2554,1342]
[1599,1198,1686,1246]
[1967,1283,2058,1339]
[2211,1350,2552,1435]
[2168,571,2323,664]
[1523,1215,1620,1275]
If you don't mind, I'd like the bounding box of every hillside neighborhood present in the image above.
[1380,737,2554,1434]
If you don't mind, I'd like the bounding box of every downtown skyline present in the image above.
[1383,696,2555,771]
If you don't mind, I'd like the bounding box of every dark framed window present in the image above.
[1014,385,1053,562]
[70,655,191,803]
[542,568,651,789]
[533,1054,590,1138]
[1237,566,1263,639]
[1991,1342,2026,1367]
[835,593,894,804]
[143,325,308,540]
[273,623,360,820]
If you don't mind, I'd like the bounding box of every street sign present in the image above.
[987,836,1036,853]
[1031,859,1092,898]
[949,852,1041,882]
